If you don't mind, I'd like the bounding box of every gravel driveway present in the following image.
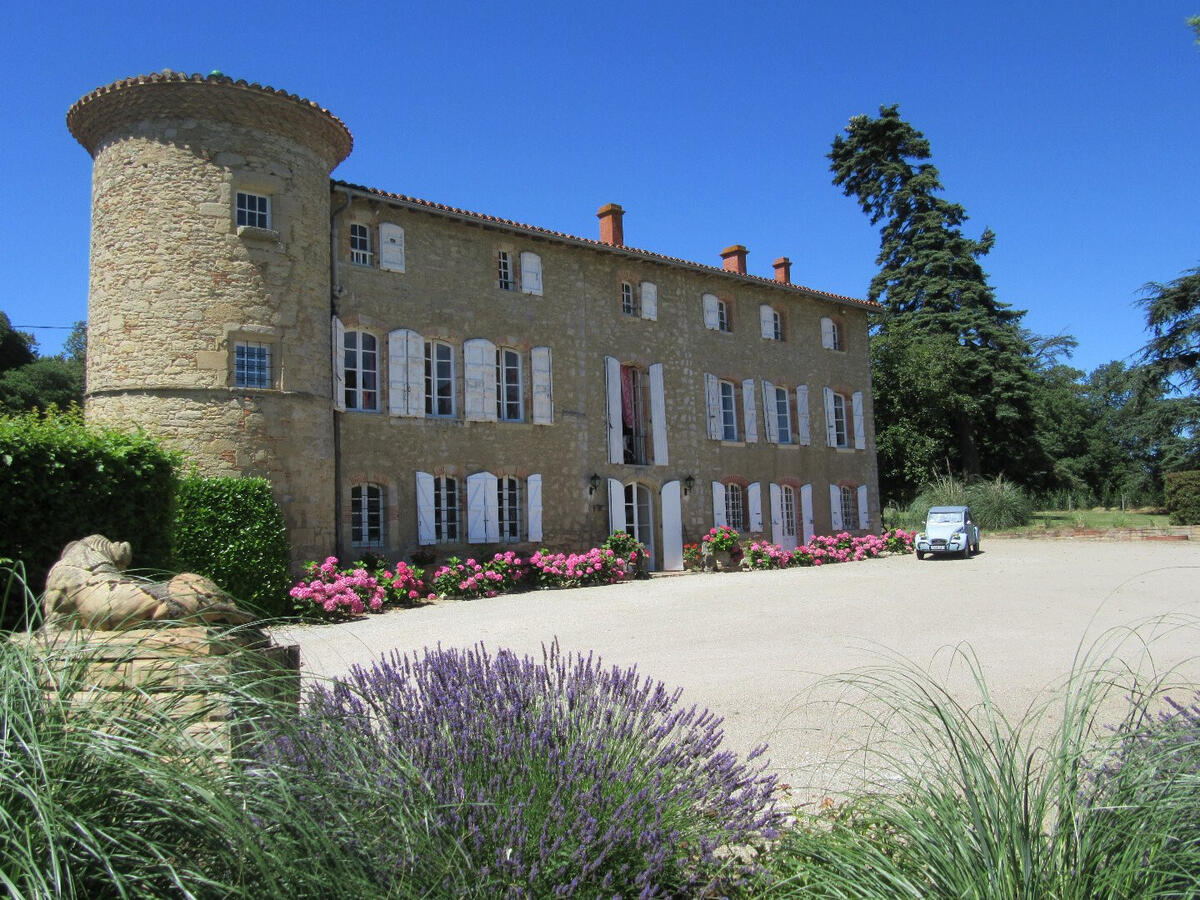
[275,538,1200,801]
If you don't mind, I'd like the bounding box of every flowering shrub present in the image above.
[702,525,742,553]
[884,528,916,554]
[683,542,702,569]
[264,642,781,895]
[601,530,649,572]
[530,547,631,588]
[429,553,533,600]
[745,540,793,570]
[381,561,431,605]
[289,557,387,620]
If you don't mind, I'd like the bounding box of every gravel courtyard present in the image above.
[277,538,1200,801]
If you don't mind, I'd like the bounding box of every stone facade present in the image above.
[70,71,881,572]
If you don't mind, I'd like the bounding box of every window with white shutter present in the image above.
[520,251,543,296]
[702,293,720,330]
[466,471,499,543]
[388,328,424,417]
[661,481,683,571]
[704,373,721,440]
[796,385,811,445]
[769,483,784,546]
[416,471,435,545]
[725,483,746,531]
[526,474,543,542]
[379,222,405,272]
[496,346,523,422]
[640,281,657,321]
[761,380,778,443]
[711,481,727,528]
[852,391,866,450]
[649,363,668,466]
[857,484,870,530]
[604,356,623,464]
[531,346,553,424]
[350,223,373,267]
[621,282,636,316]
[607,477,626,534]
[464,338,498,422]
[332,316,346,411]
[742,379,758,443]
[830,484,843,531]
[747,482,763,532]
[760,305,774,340]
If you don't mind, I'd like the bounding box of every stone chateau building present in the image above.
[68,70,881,571]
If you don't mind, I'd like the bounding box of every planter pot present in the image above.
[710,549,737,571]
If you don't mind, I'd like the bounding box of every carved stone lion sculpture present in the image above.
[42,535,256,630]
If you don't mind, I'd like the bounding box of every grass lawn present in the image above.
[1005,507,1172,533]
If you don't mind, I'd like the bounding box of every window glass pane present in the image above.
[234,342,270,388]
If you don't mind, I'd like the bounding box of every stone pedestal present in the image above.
[10,626,300,756]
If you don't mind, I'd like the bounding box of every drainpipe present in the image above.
[330,188,352,554]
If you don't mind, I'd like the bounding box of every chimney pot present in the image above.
[720,244,748,275]
[597,203,624,247]
[773,256,792,284]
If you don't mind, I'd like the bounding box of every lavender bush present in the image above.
[266,641,781,897]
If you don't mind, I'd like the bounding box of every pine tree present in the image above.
[829,105,1046,496]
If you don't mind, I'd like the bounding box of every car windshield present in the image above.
[927,512,964,525]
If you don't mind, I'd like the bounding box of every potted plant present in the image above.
[701,525,743,571]
[602,531,650,578]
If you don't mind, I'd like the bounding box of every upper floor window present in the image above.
[496,347,523,421]
[831,391,848,448]
[434,475,459,542]
[821,316,844,351]
[725,483,746,532]
[497,476,522,542]
[719,379,738,441]
[760,305,783,341]
[351,483,385,548]
[621,282,636,316]
[235,191,270,229]
[425,340,455,417]
[620,364,650,465]
[520,251,543,296]
[497,251,514,290]
[379,222,405,272]
[343,331,378,411]
[703,293,731,332]
[234,341,271,389]
[773,385,792,444]
[496,250,543,294]
[350,223,372,266]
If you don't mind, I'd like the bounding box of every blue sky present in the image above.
[3,0,1196,374]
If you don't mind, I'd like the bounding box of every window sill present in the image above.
[237,225,280,242]
[775,442,799,451]
[717,440,746,447]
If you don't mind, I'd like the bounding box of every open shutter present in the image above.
[607,478,626,534]
[531,346,553,424]
[796,385,811,445]
[702,293,719,330]
[649,363,669,466]
[466,471,498,543]
[770,483,784,546]
[748,482,763,532]
[379,222,405,272]
[852,391,866,450]
[527,474,543,542]
[520,251,543,295]
[604,356,623,464]
[760,305,775,339]
[640,281,657,321]
[821,317,835,349]
[801,484,815,545]
[332,316,346,411]
[830,484,843,531]
[388,329,424,417]
[416,471,435,545]
[704,373,721,439]
[661,480,683,571]
[463,338,497,421]
[742,379,758,443]
[711,481,726,527]
[761,380,778,443]
[858,484,870,530]
[823,387,837,447]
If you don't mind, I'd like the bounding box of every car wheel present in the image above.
[915,551,925,560]
[961,545,970,560]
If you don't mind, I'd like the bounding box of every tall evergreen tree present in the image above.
[1138,265,1200,393]
[829,105,1045,497]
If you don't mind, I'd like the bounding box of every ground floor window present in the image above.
[840,485,858,530]
[498,476,522,541]
[725,483,745,531]
[435,476,459,542]
[351,483,384,548]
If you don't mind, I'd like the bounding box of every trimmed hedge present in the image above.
[0,411,178,629]
[172,475,291,618]
[1165,470,1200,526]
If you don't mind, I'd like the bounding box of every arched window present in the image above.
[725,483,745,531]
[350,483,384,548]
[343,330,378,411]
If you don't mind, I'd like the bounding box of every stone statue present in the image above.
[42,535,256,630]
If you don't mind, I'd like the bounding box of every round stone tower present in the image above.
[68,71,353,563]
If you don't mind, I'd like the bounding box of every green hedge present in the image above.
[172,475,291,618]
[1165,470,1200,526]
[0,411,178,629]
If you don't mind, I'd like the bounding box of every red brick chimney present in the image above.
[597,203,624,247]
[720,244,748,274]
[773,256,792,284]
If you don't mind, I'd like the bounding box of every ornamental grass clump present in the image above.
[266,641,782,896]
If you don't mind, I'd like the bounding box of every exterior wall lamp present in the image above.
[589,473,601,495]
[683,475,695,495]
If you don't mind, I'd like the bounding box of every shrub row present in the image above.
[696,527,915,571]
[1165,469,1200,525]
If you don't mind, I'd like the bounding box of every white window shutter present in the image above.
[852,391,866,450]
[769,483,784,546]
[796,385,811,445]
[388,329,424,417]
[742,379,758,443]
[466,472,491,543]
[821,317,835,349]
[332,316,346,411]
[830,484,843,531]
[761,380,777,443]
[760,305,774,340]
[704,372,720,440]
[661,480,683,571]
[640,281,657,321]
[858,484,870,530]
[748,482,763,532]
[463,338,497,422]
[527,474,543,542]
[711,481,726,528]
[702,293,719,330]
[416,471,435,545]
[649,362,669,466]
[531,346,553,424]
[801,483,815,545]
[520,251,543,295]
[604,356,623,464]
[607,478,626,534]
[823,387,837,447]
[379,223,405,272]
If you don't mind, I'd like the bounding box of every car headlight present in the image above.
[951,531,964,541]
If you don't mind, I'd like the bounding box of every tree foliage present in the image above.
[1138,265,1200,393]
[0,311,36,373]
[0,311,85,412]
